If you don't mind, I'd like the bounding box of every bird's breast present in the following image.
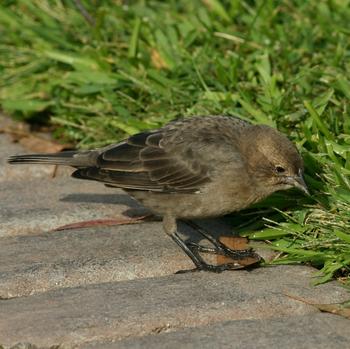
[126,173,259,220]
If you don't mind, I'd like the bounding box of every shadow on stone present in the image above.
[60,192,139,206]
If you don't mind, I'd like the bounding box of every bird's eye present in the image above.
[275,165,286,174]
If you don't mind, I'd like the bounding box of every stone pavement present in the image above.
[0,132,349,348]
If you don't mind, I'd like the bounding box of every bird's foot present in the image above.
[188,242,261,261]
[51,215,152,231]
[170,232,262,274]
[184,221,262,264]
[175,261,245,274]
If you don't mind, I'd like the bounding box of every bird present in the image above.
[8,116,308,272]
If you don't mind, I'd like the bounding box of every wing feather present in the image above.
[73,129,210,193]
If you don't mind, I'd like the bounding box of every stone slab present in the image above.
[0,218,268,298]
[0,212,275,298]
[88,313,350,349]
[0,133,71,182]
[0,224,193,298]
[0,177,141,236]
[0,266,348,347]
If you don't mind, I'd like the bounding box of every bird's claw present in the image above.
[170,230,262,274]
[176,241,261,274]
[188,241,259,261]
[175,261,244,274]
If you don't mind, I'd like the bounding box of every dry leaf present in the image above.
[52,215,150,231]
[19,134,65,153]
[151,48,168,69]
[0,116,30,138]
[284,293,350,320]
[313,302,350,319]
[1,115,70,153]
[219,236,249,250]
[217,236,262,267]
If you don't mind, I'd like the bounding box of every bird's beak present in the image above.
[284,172,309,196]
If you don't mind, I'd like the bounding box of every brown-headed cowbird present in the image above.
[8,116,308,272]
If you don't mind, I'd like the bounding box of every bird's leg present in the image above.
[188,240,257,260]
[170,232,207,271]
[163,215,246,273]
[187,243,219,255]
[185,220,260,261]
[170,232,246,273]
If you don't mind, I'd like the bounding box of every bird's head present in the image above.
[240,125,309,196]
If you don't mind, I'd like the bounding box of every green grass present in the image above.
[0,0,349,284]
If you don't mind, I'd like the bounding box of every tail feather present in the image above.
[7,150,97,167]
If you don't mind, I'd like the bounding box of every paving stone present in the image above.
[0,206,274,298]
[87,313,350,349]
[0,217,268,298]
[0,177,141,236]
[0,266,347,347]
[0,224,193,298]
[0,134,70,182]
[1,131,134,237]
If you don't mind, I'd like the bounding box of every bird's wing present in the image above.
[72,130,210,193]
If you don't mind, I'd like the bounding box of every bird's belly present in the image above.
[126,181,257,219]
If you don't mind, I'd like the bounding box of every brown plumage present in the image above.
[8,116,308,272]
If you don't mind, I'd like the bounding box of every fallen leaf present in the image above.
[151,48,168,69]
[284,293,350,320]
[1,115,71,153]
[217,236,262,267]
[0,116,30,137]
[19,134,66,153]
[51,215,151,231]
[219,236,249,250]
[313,302,350,319]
